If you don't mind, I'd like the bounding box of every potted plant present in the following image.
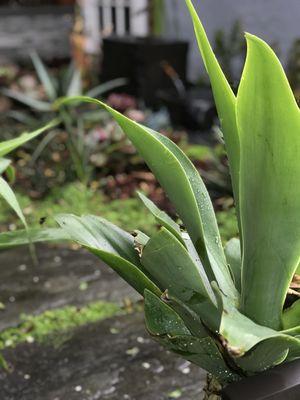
[6,0,300,398]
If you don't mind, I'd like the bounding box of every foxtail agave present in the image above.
[12,0,300,391]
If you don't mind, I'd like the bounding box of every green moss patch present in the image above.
[0,301,121,350]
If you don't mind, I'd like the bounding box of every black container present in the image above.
[158,85,216,130]
[222,359,300,400]
[101,36,189,107]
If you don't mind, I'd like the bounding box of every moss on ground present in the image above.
[0,301,121,351]
[0,183,157,236]
[0,182,238,242]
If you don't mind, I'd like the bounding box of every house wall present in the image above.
[0,6,74,62]
[165,0,300,81]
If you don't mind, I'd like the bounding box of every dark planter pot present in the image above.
[157,85,216,130]
[222,359,300,400]
[101,36,189,107]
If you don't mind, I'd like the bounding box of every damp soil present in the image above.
[0,244,139,330]
[0,245,207,399]
[0,312,206,400]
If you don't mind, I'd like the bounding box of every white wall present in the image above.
[165,0,300,81]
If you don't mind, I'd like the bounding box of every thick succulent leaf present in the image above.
[56,214,161,297]
[0,228,70,249]
[144,289,191,336]
[137,191,183,245]
[157,334,239,384]
[141,227,220,330]
[161,292,207,338]
[237,34,300,329]
[57,96,237,302]
[217,289,300,373]
[30,51,57,100]
[281,325,300,337]
[282,299,300,330]
[235,339,289,374]
[185,0,240,214]
[0,119,60,157]
[1,88,52,111]
[224,238,241,292]
[0,177,27,228]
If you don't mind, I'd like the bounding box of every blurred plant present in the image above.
[184,142,232,199]
[1,52,127,184]
[213,20,246,86]
[150,0,166,36]
[0,119,59,234]
[0,119,59,368]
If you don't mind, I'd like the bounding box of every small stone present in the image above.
[18,264,27,271]
[126,347,139,356]
[168,389,182,399]
[26,336,35,344]
[24,374,31,380]
[74,385,82,392]
[142,362,150,369]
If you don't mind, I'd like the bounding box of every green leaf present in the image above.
[0,158,11,175]
[0,176,27,228]
[56,214,161,297]
[141,227,220,330]
[137,191,184,245]
[185,0,240,216]
[235,339,289,374]
[67,69,82,97]
[161,292,207,338]
[144,289,191,336]
[1,88,52,111]
[224,238,241,292]
[0,119,60,157]
[158,334,239,384]
[5,165,15,184]
[282,299,300,330]
[85,78,128,98]
[56,96,237,302]
[217,289,300,372]
[30,51,57,100]
[0,228,70,249]
[237,34,300,329]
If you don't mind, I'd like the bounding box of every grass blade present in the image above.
[0,119,60,157]
[1,88,52,112]
[30,51,57,101]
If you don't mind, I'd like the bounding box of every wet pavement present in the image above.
[0,312,206,400]
[0,245,206,399]
[0,245,138,330]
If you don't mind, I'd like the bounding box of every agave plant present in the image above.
[1,52,127,183]
[0,119,59,234]
[5,0,300,395]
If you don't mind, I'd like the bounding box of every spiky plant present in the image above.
[6,0,300,394]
